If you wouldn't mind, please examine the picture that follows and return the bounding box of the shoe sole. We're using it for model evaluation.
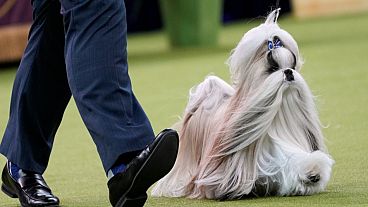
[115,130,179,207]
[115,193,147,207]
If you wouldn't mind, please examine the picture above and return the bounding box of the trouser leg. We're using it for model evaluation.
[0,0,71,173]
[60,0,155,172]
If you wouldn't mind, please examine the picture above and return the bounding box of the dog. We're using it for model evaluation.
[151,9,334,200]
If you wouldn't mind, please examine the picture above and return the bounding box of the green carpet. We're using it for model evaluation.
[0,12,367,206]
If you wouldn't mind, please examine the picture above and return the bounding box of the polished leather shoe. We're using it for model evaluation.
[1,163,60,207]
[108,129,179,207]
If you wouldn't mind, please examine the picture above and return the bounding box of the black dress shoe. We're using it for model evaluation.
[108,129,179,207]
[1,163,59,207]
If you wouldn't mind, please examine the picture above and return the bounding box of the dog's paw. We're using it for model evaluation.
[302,173,321,185]
[297,151,334,194]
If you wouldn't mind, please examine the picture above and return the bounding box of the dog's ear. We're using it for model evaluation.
[265,8,281,24]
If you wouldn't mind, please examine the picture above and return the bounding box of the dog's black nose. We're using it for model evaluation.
[284,69,294,81]
[307,174,321,183]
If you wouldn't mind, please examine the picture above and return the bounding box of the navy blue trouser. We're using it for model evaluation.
[0,0,154,174]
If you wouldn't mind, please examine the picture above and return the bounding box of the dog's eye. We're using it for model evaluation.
[267,51,279,74]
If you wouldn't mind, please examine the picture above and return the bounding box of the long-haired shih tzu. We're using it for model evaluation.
[152,9,334,200]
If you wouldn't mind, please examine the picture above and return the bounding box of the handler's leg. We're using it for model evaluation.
[0,0,68,206]
[60,1,178,206]
[60,0,154,173]
[0,0,70,174]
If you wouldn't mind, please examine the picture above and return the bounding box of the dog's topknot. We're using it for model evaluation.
[265,8,281,24]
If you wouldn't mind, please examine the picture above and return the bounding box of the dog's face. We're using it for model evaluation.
[227,9,303,95]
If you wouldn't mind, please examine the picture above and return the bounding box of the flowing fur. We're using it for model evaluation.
[152,9,334,199]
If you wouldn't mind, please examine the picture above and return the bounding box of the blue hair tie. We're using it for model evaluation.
[268,38,283,50]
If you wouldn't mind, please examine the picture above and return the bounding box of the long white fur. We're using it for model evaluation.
[152,9,334,200]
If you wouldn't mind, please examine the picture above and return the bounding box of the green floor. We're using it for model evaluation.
[1,12,368,206]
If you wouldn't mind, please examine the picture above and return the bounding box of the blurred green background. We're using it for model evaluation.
[1,0,368,206]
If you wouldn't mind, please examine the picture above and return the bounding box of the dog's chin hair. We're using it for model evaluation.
[221,70,324,156]
[151,9,334,200]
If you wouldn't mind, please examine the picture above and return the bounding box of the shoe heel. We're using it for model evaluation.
[1,184,18,198]
[116,193,147,207]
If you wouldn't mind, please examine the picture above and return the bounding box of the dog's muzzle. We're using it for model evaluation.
[283,69,295,82]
